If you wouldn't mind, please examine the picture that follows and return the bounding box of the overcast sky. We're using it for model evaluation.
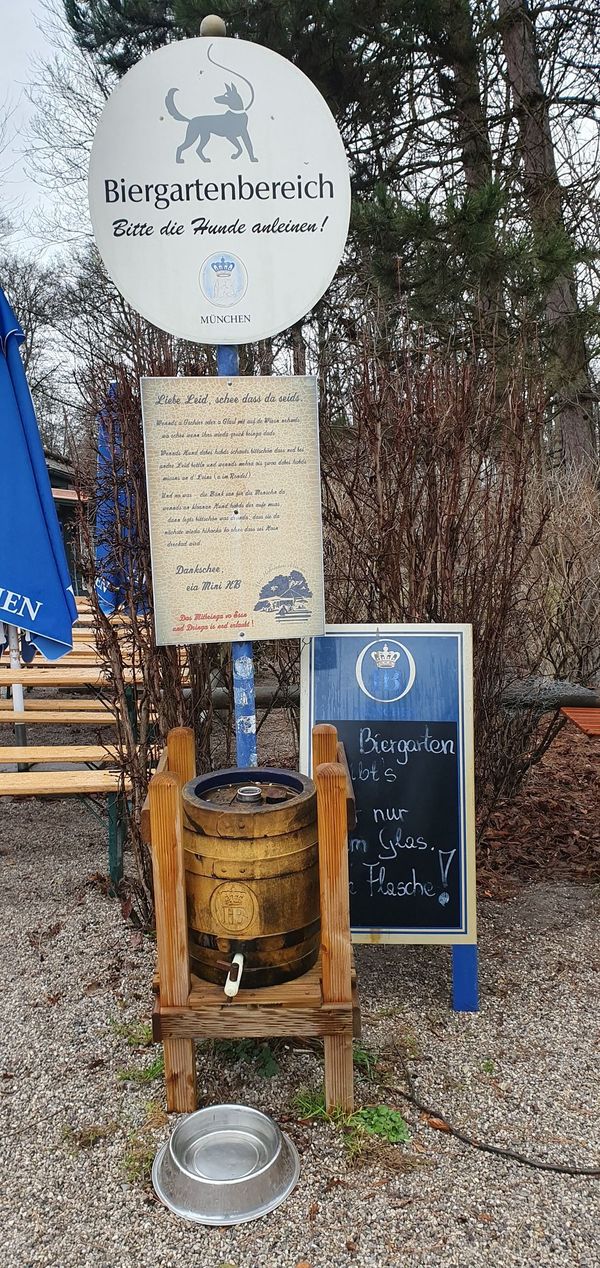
[1,0,67,250]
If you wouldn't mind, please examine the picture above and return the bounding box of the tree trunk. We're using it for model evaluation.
[427,0,500,333]
[291,321,307,375]
[499,0,596,467]
[434,0,493,193]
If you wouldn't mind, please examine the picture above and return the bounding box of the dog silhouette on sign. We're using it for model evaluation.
[165,44,258,164]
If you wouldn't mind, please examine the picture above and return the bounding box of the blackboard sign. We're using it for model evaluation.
[300,625,476,945]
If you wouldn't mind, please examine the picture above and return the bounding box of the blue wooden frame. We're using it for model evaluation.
[301,624,479,1011]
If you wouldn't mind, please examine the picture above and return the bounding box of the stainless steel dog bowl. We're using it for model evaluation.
[152,1105,300,1225]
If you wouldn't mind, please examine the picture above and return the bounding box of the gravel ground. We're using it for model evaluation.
[1,795,599,1268]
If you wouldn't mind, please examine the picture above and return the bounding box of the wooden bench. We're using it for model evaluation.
[561,707,600,737]
[0,617,144,885]
[0,663,136,742]
[0,741,130,887]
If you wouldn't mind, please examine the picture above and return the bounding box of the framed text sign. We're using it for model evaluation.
[141,375,325,645]
[300,625,477,947]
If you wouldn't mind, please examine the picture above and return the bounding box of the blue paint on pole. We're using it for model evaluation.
[216,345,239,378]
[216,344,258,767]
[231,641,258,767]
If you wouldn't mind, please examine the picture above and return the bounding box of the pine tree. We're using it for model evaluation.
[63,1,599,461]
[499,0,596,466]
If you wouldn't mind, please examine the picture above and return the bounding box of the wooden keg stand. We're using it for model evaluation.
[148,724,360,1115]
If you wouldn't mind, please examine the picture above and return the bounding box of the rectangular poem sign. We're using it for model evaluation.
[141,376,325,645]
[300,625,476,944]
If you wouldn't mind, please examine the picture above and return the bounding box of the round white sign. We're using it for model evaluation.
[88,38,351,344]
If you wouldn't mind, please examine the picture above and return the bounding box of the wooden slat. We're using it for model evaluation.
[157,747,170,773]
[316,765,353,1003]
[167,727,196,787]
[73,611,130,625]
[46,653,103,661]
[156,1001,354,1040]
[336,740,357,831]
[60,637,99,647]
[561,707,600,737]
[0,668,118,688]
[315,760,354,1113]
[73,613,131,626]
[149,772,196,1112]
[156,960,356,1000]
[0,698,111,712]
[154,961,359,1041]
[312,723,338,768]
[0,745,118,764]
[0,668,185,689]
[188,960,324,1008]
[0,710,116,730]
[0,769,131,796]
[140,746,169,843]
[0,711,117,725]
[56,664,105,673]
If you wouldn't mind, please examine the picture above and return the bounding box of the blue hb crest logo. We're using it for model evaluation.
[355,639,416,703]
[200,252,247,306]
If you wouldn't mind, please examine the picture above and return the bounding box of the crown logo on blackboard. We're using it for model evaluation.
[371,643,400,670]
[211,256,235,274]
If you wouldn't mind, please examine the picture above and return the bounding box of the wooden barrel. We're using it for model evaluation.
[181,767,320,988]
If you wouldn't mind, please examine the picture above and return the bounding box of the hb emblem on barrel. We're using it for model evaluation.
[210,881,258,933]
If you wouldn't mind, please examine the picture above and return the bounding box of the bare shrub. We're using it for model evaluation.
[75,348,225,923]
[74,316,600,895]
[523,472,600,685]
[75,340,303,920]
[321,348,600,832]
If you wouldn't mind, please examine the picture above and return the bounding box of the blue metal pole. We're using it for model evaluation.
[216,344,258,767]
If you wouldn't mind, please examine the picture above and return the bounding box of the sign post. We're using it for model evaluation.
[211,19,250,765]
[89,14,350,769]
[215,341,257,764]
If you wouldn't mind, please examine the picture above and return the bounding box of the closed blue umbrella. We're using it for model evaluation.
[0,286,77,671]
[94,382,126,616]
[94,382,147,618]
